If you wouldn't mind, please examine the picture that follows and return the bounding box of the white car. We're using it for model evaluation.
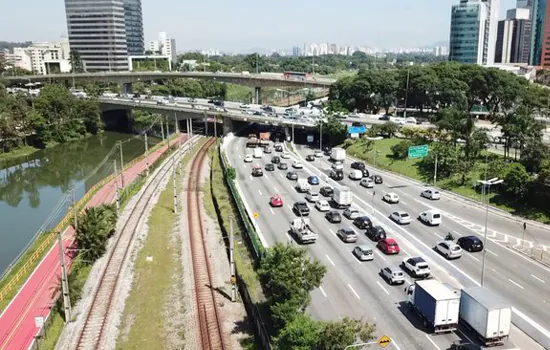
[306,192,320,203]
[281,152,291,159]
[244,155,253,163]
[292,161,303,169]
[419,209,442,226]
[314,150,323,158]
[315,200,331,212]
[390,211,411,225]
[421,188,441,200]
[402,257,431,278]
[343,208,360,220]
[360,178,374,188]
[240,103,251,109]
[435,241,463,259]
[383,192,399,204]
[194,105,208,110]
[331,162,344,171]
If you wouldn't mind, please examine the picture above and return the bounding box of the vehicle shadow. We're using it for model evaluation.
[396,300,432,333]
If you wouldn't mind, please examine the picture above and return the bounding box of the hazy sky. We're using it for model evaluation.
[0,0,516,52]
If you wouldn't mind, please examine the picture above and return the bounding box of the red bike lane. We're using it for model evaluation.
[0,135,187,350]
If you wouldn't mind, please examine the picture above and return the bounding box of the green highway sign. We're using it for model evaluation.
[408,144,429,159]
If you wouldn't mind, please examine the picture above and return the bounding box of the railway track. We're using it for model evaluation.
[186,138,228,350]
[73,137,193,350]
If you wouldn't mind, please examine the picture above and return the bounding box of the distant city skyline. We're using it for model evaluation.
[0,0,516,53]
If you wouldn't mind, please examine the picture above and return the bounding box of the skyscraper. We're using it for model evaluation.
[449,0,490,64]
[64,0,144,71]
[529,0,545,65]
[495,8,532,63]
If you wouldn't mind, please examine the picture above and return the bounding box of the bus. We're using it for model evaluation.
[283,71,309,81]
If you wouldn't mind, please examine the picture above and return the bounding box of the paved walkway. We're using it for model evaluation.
[0,135,186,350]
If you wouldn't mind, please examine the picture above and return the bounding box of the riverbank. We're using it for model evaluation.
[0,145,39,162]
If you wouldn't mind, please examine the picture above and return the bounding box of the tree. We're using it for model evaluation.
[274,313,321,350]
[0,54,6,74]
[521,139,549,173]
[503,163,530,199]
[69,50,84,73]
[318,317,376,350]
[318,115,348,146]
[74,205,118,264]
[258,242,326,309]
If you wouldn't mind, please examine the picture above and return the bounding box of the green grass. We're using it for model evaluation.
[226,83,253,103]
[321,71,357,79]
[345,138,550,223]
[116,139,207,349]
[0,145,38,162]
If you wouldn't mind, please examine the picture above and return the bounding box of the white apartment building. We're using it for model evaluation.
[147,32,177,64]
[10,39,71,74]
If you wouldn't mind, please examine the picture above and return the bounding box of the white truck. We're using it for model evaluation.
[253,148,263,158]
[290,218,318,244]
[459,286,511,346]
[405,280,460,333]
[332,186,352,208]
[295,178,311,193]
[330,147,346,162]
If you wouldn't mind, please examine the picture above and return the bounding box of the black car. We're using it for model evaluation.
[293,202,310,216]
[271,156,280,164]
[252,167,263,177]
[353,216,373,229]
[330,170,344,180]
[372,175,383,184]
[325,210,342,223]
[362,168,370,177]
[286,171,298,180]
[319,186,334,197]
[457,235,484,252]
[265,163,275,171]
[278,162,288,170]
[365,225,386,241]
[379,114,391,121]
[351,162,365,170]
[306,155,315,161]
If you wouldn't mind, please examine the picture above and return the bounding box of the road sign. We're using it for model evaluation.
[377,335,391,348]
[348,126,367,134]
[253,212,259,219]
[408,144,429,159]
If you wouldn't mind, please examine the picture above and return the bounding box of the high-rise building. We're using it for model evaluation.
[124,0,144,56]
[11,40,71,74]
[495,8,531,63]
[484,0,501,65]
[292,46,302,56]
[64,0,144,71]
[449,0,491,64]
[529,0,545,65]
[147,32,177,63]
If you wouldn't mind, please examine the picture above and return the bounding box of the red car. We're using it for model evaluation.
[270,194,283,207]
[377,238,400,255]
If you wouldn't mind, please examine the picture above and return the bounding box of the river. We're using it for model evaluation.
[0,131,161,276]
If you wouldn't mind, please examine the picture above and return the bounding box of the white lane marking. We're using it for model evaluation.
[531,274,546,283]
[486,249,498,257]
[452,230,463,236]
[269,207,275,215]
[347,284,361,299]
[258,189,262,196]
[328,228,336,236]
[319,286,327,298]
[384,202,392,207]
[242,163,246,169]
[249,175,253,180]
[325,254,336,266]
[424,334,442,350]
[375,250,387,261]
[508,278,524,290]
[238,155,242,159]
[432,232,444,239]
[286,204,292,212]
[391,338,403,350]
[466,253,480,262]
[265,174,269,179]
[273,187,278,192]
[279,173,284,178]
[376,281,390,295]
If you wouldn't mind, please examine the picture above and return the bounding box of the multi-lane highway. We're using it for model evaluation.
[223,133,548,350]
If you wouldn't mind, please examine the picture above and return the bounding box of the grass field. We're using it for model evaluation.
[226,83,252,103]
[116,139,206,349]
[345,138,550,223]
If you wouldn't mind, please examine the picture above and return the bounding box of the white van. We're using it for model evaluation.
[419,209,442,226]
[253,148,263,158]
[349,170,363,180]
[296,178,311,193]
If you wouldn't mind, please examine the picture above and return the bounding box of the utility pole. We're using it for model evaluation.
[113,160,120,213]
[173,158,178,213]
[144,133,150,177]
[71,188,78,231]
[229,216,236,302]
[167,117,171,149]
[404,69,410,118]
[118,141,124,187]
[292,123,295,143]
[434,153,438,187]
[371,191,376,217]
[256,53,259,74]
[319,122,323,151]
[214,116,218,139]
[160,117,165,143]
[58,231,72,322]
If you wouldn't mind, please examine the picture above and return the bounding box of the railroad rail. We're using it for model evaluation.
[73,138,191,350]
[186,138,228,350]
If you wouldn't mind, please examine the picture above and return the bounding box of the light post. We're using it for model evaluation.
[403,69,410,118]
[477,177,503,286]
[366,136,383,169]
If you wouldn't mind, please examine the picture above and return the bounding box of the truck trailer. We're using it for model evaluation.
[332,186,352,208]
[330,147,346,162]
[459,286,511,346]
[405,280,460,333]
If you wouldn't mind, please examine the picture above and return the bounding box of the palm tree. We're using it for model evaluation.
[74,204,118,263]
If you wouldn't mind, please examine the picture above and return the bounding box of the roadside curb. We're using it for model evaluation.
[507,245,550,269]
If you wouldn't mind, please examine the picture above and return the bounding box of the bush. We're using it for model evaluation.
[226,167,236,181]
[390,140,413,159]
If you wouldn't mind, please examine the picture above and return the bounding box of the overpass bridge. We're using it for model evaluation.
[5,72,336,104]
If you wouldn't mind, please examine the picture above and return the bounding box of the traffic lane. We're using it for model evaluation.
[296,144,550,246]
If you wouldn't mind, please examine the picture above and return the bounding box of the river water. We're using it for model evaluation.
[0,132,160,276]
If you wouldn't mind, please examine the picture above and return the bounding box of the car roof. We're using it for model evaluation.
[387,192,397,196]
[409,256,427,264]
[386,265,402,272]
[384,238,397,244]
[464,235,481,242]
[317,200,329,204]
[356,244,373,250]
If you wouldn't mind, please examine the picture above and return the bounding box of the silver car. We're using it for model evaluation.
[381,265,405,285]
[435,240,463,259]
[343,208,360,220]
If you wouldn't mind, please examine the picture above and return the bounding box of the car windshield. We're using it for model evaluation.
[344,230,355,235]
[451,246,461,251]
[400,213,409,218]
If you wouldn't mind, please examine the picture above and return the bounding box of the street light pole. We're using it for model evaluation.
[404,69,410,118]
[434,152,438,186]
[319,122,323,151]
[478,178,503,286]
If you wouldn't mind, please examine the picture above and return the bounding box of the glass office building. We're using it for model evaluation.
[530,0,547,65]
[123,0,144,56]
[449,0,490,64]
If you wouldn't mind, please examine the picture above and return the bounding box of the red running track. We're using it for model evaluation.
[0,135,187,350]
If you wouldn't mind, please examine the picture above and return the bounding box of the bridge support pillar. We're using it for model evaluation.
[223,116,234,136]
[254,86,262,105]
[122,82,133,95]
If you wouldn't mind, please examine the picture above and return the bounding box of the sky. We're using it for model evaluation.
[0,0,516,52]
